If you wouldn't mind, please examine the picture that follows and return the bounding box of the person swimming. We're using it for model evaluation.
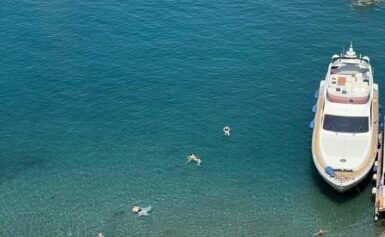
[187,154,202,166]
[313,228,329,236]
[132,204,152,216]
[223,126,231,136]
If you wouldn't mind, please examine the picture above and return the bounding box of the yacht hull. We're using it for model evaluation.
[312,152,376,192]
[311,45,378,193]
[311,85,378,193]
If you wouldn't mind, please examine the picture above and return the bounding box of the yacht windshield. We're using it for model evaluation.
[323,114,369,133]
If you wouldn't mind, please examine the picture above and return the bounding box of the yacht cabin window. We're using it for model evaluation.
[323,114,369,133]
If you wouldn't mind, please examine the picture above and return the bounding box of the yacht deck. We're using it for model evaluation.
[312,86,378,180]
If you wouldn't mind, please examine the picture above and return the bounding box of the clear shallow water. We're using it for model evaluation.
[1,0,385,236]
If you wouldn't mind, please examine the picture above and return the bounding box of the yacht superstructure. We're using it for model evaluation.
[312,43,379,192]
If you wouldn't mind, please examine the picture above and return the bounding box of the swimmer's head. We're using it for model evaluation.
[133,206,140,213]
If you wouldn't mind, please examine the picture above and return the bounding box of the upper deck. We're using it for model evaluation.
[325,44,373,105]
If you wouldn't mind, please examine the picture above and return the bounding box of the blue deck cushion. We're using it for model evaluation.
[325,166,336,177]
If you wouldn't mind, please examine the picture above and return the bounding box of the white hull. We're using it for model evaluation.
[312,152,376,192]
[311,44,378,193]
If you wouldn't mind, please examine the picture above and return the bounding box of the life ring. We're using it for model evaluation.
[223,126,231,136]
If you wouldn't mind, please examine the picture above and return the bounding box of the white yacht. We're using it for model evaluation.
[312,43,379,192]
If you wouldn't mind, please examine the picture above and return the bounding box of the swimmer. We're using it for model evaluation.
[132,204,152,216]
[187,154,202,166]
[313,228,329,236]
[223,126,231,136]
[98,233,104,237]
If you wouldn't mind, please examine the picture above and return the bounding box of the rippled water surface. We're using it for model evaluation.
[1,0,385,236]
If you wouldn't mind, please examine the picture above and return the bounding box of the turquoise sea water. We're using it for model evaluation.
[1,0,385,236]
